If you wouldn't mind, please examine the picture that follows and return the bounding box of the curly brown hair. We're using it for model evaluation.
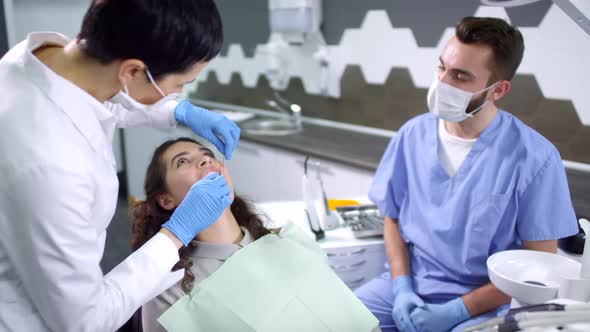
[130,137,270,293]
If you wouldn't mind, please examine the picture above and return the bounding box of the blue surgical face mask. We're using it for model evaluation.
[427,77,499,123]
[109,68,180,110]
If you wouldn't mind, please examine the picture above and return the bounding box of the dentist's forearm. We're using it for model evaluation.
[160,228,184,250]
[384,217,411,279]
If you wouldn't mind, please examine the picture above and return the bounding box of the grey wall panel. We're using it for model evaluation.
[323,0,480,46]
[0,0,8,56]
[214,0,555,54]
[322,0,553,47]
[215,0,269,57]
[380,0,481,47]
[505,0,552,26]
[194,65,590,165]
[321,0,383,44]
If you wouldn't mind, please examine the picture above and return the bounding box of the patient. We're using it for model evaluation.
[131,137,272,331]
[132,137,379,332]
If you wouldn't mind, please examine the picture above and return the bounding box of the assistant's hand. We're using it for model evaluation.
[392,276,424,332]
[174,100,240,159]
[162,173,232,246]
[409,297,470,332]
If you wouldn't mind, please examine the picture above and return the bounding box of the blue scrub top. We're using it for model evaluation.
[370,111,578,303]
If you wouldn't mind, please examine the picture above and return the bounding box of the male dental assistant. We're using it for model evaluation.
[0,0,239,331]
[355,16,579,332]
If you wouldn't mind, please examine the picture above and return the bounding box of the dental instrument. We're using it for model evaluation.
[464,303,590,332]
[303,156,325,240]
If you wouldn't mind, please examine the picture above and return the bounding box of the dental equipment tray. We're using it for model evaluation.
[335,205,384,239]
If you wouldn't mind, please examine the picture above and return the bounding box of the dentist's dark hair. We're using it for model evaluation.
[455,16,524,82]
[131,137,270,293]
[77,0,223,79]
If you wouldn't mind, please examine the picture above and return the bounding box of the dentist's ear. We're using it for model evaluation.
[117,59,147,85]
[157,193,177,211]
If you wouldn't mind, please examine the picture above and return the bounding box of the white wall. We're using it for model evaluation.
[12,1,88,42]
[194,4,590,126]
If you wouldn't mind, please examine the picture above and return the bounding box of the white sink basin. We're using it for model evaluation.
[241,118,302,136]
[488,250,581,305]
[213,110,255,123]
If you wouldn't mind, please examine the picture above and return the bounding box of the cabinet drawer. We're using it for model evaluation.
[325,245,387,290]
[325,244,384,265]
[333,259,387,290]
[324,243,382,257]
[226,141,279,202]
[328,250,385,269]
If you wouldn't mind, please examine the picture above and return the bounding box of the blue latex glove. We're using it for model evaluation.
[174,100,240,159]
[162,173,232,246]
[409,297,470,332]
[392,276,424,332]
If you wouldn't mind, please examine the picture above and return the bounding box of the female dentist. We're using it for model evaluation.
[0,0,239,331]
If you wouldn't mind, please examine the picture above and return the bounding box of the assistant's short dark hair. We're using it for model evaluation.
[78,0,223,79]
[456,16,524,81]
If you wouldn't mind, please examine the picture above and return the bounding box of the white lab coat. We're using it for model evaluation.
[0,32,184,332]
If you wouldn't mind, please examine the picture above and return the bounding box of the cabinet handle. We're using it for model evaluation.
[238,144,261,156]
[327,248,367,257]
[330,260,367,271]
[345,276,366,287]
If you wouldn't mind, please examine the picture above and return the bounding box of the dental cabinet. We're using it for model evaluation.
[227,140,374,202]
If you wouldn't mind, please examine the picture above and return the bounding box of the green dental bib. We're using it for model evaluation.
[158,223,378,331]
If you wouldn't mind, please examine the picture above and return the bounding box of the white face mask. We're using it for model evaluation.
[427,77,498,123]
[109,68,180,110]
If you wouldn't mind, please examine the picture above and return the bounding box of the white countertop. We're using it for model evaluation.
[253,200,588,257]
[254,200,384,249]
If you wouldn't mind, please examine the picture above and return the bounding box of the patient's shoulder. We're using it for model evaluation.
[276,223,326,257]
[142,283,185,332]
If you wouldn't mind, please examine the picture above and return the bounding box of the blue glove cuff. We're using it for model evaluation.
[391,275,413,296]
[449,297,471,321]
[162,220,190,247]
[173,99,189,123]
[174,99,210,125]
